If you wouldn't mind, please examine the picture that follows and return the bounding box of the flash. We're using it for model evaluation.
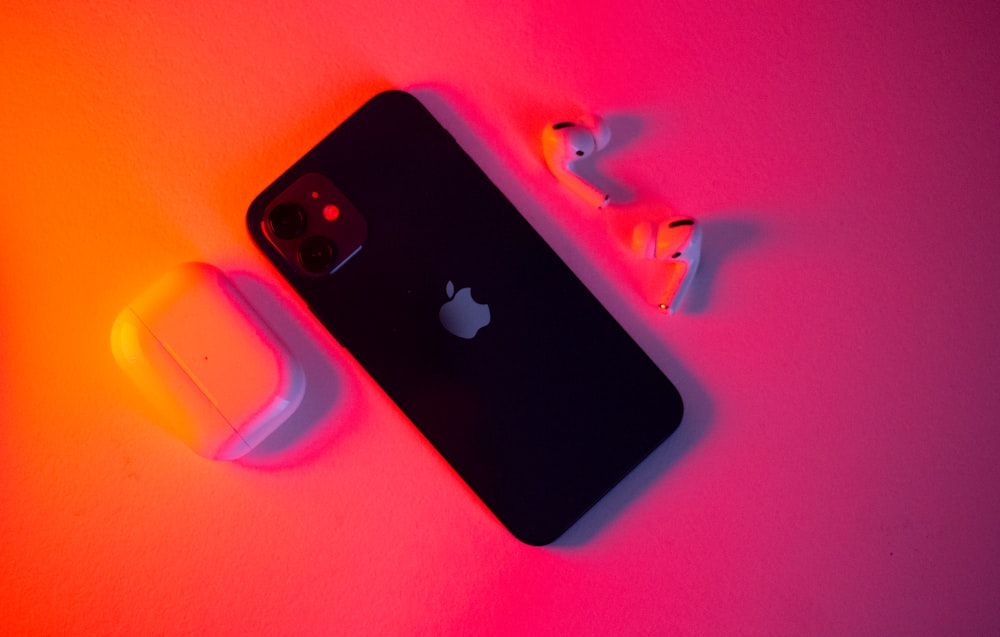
[322,204,340,221]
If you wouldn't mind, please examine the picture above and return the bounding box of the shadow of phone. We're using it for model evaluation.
[555,213,768,544]
[228,270,354,469]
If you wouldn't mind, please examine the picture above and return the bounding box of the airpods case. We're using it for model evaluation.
[111,262,305,460]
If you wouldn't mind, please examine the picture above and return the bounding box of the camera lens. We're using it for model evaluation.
[298,236,337,274]
[267,202,307,240]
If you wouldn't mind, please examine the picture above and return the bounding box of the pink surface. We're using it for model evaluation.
[2,1,999,634]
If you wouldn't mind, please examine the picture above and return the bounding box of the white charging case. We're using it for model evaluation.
[111,262,305,460]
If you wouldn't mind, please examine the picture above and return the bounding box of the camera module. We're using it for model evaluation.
[261,173,367,278]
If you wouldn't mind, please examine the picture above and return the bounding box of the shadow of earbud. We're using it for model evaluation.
[598,113,645,205]
[683,215,765,315]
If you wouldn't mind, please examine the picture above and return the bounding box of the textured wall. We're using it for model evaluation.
[2,1,998,634]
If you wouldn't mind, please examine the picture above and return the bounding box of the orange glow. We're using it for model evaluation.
[3,2,999,635]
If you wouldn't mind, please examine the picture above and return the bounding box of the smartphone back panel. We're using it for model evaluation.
[247,91,683,544]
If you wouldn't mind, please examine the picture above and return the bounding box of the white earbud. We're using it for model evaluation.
[542,116,611,208]
[632,217,702,314]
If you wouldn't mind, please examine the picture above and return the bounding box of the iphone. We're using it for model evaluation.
[246,91,683,544]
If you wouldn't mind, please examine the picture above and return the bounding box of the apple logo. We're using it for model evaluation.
[439,280,491,339]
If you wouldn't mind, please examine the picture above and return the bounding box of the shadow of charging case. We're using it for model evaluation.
[111,262,305,460]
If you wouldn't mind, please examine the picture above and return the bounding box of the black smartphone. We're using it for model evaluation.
[246,90,683,545]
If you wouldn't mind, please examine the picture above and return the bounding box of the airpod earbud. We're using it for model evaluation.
[542,116,611,208]
[632,217,702,314]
